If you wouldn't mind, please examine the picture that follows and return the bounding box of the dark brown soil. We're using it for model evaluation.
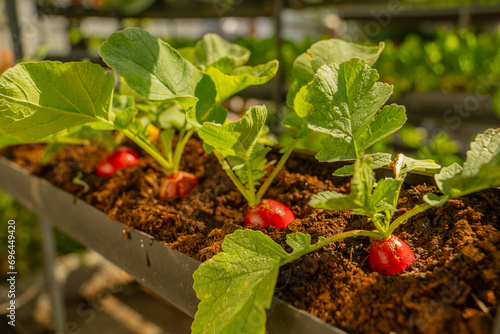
[1,141,499,334]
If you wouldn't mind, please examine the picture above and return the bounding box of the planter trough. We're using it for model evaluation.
[0,156,347,334]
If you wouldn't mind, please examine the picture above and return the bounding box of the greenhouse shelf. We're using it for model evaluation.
[33,0,500,23]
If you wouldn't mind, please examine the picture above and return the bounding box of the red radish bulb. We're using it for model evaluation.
[95,147,139,177]
[244,199,295,230]
[159,171,199,200]
[368,235,415,275]
[108,147,140,170]
[95,157,115,177]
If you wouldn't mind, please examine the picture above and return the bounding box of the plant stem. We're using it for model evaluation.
[255,139,297,202]
[113,132,125,150]
[122,129,172,173]
[385,202,432,236]
[172,128,195,174]
[282,229,382,265]
[246,156,257,206]
[370,218,388,238]
[213,149,253,204]
[317,230,383,248]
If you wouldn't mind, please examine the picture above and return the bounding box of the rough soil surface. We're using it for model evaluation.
[1,141,499,334]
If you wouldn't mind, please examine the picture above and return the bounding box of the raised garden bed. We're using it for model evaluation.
[1,28,500,334]
[0,152,346,334]
[1,141,499,334]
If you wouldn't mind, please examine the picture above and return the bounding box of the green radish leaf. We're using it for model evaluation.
[198,105,266,160]
[101,28,272,130]
[308,190,358,211]
[99,28,208,111]
[447,163,500,194]
[282,112,312,140]
[424,129,500,206]
[193,33,250,72]
[198,106,269,190]
[42,143,65,164]
[370,178,402,216]
[434,163,463,194]
[0,131,20,149]
[399,156,441,175]
[423,193,450,207]
[332,153,392,177]
[462,128,500,177]
[178,47,195,64]
[192,229,288,334]
[314,136,357,162]
[292,84,313,118]
[157,101,189,130]
[227,146,271,188]
[310,157,401,220]
[195,104,229,128]
[112,94,135,110]
[187,61,277,128]
[206,60,278,104]
[306,58,406,162]
[113,107,138,130]
[285,84,312,139]
[0,61,115,141]
[160,128,175,161]
[192,229,322,334]
[310,158,373,210]
[287,39,384,109]
[286,40,384,138]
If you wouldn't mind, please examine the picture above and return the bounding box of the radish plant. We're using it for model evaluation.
[0,28,277,199]
[98,28,278,198]
[197,105,296,229]
[192,128,500,334]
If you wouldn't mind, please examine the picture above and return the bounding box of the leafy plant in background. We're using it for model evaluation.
[376,29,500,103]
[397,125,463,167]
[192,127,500,334]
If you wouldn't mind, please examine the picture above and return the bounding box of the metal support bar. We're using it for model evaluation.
[273,0,284,108]
[5,0,24,61]
[493,305,500,334]
[39,217,66,334]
